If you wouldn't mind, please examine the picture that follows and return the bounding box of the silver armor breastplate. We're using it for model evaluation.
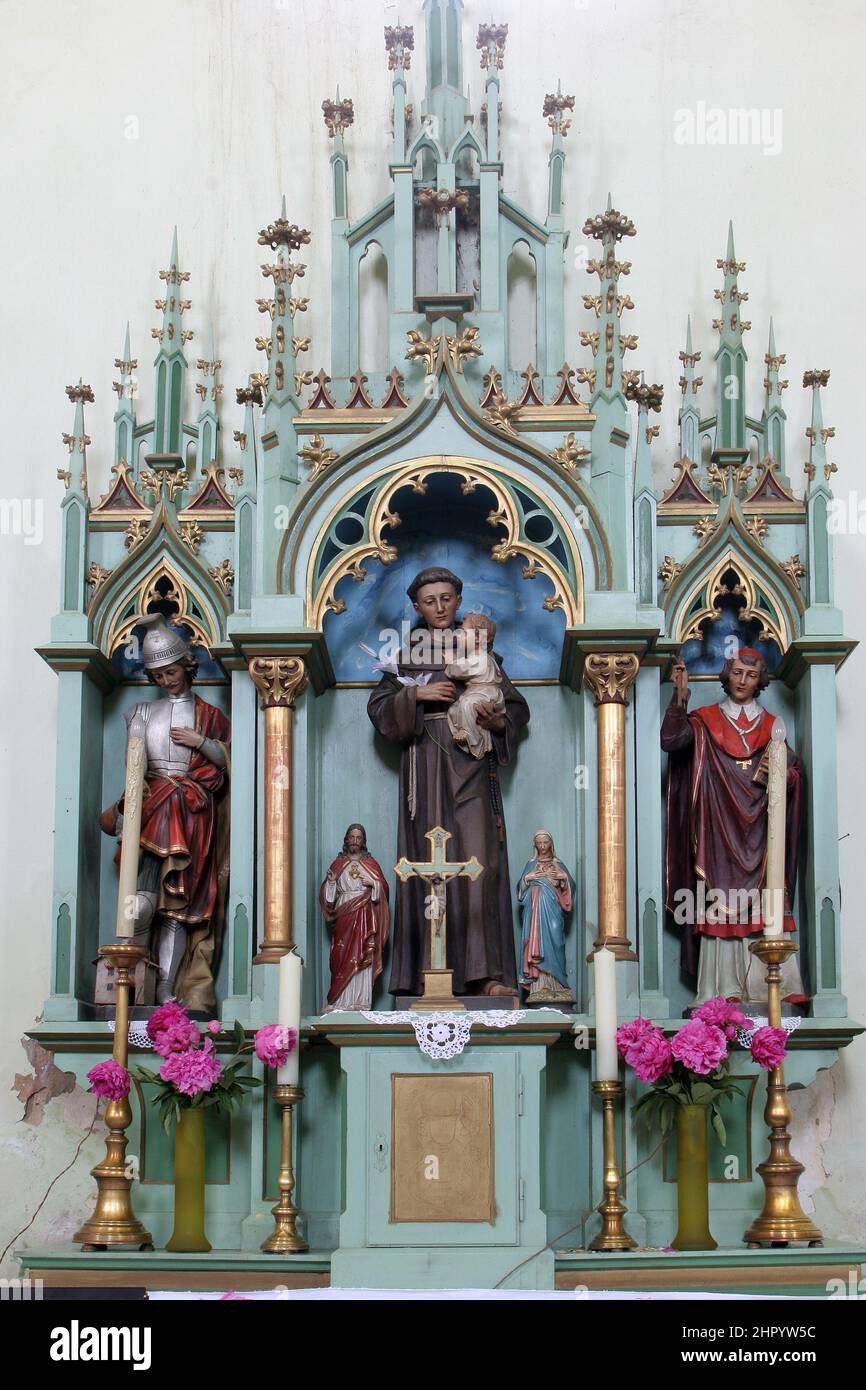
[137,694,195,775]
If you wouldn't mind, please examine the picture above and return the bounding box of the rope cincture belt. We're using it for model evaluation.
[410,712,448,819]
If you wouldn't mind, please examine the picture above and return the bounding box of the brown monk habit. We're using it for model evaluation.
[368,648,529,998]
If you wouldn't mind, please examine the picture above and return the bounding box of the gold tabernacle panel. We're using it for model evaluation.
[390,1073,495,1223]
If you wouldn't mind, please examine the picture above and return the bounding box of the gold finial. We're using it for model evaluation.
[322,96,355,138]
[385,24,414,69]
[477,22,508,69]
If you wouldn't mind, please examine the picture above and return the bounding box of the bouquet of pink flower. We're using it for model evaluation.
[133,1006,262,1131]
[618,998,788,1144]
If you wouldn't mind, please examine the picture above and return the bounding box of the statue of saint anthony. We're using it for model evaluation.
[368,567,529,999]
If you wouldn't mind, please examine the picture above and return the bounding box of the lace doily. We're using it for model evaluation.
[735,1016,801,1047]
[357,1009,527,1059]
[108,1020,152,1049]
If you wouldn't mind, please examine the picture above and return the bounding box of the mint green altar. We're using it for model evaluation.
[26,0,863,1295]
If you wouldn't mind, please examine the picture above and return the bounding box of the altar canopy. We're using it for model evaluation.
[32,0,859,1292]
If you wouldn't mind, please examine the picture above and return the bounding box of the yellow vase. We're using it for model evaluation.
[166,1107,211,1253]
[671,1103,717,1252]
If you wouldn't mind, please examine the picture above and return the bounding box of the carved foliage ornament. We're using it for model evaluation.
[248,656,308,710]
[583,653,640,706]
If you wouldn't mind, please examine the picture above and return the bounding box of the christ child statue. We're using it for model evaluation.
[445,612,506,759]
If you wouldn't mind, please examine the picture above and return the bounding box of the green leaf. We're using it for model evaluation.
[710,1105,727,1146]
[233,1018,246,1050]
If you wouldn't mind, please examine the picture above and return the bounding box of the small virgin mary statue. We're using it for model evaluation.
[517,830,575,1004]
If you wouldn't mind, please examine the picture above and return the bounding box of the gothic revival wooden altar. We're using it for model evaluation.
[28,0,861,1291]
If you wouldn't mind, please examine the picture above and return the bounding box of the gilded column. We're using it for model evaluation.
[583,653,639,959]
[248,656,308,962]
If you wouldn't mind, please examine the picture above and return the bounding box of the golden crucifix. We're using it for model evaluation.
[394,826,484,1012]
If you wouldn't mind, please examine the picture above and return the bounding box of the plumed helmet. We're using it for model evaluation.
[138,613,190,671]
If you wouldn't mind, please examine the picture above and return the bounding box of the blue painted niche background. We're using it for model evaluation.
[323,473,566,681]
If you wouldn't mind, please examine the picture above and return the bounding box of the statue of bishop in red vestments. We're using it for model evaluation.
[661,646,806,1006]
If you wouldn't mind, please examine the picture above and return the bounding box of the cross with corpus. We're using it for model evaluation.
[394,825,484,1012]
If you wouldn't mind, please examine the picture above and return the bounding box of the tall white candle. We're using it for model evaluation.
[277,949,302,1084]
[115,710,147,939]
[763,718,787,938]
[593,945,619,1081]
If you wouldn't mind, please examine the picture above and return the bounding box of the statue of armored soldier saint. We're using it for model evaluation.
[100,615,231,1012]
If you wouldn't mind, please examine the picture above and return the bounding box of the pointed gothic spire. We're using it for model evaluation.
[762,317,790,479]
[323,87,354,221]
[677,315,702,463]
[60,381,94,497]
[112,322,138,472]
[803,369,834,492]
[626,374,664,496]
[151,227,192,459]
[257,202,312,410]
[422,0,469,151]
[386,23,414,163]
[714,222,750,350]
[477,21,507,162]
[713,222,749,451]
[580,196,637,405]
[544,79,574,223]
[233,377,263,496]
[195,326,222,472]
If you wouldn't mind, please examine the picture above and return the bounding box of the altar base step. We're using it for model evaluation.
[393,994,520,1011]
[18,1244,865,1298]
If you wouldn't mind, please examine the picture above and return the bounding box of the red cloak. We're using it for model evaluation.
[319,854,390,1005]
[116,694,231,927]
[662,699,804,977]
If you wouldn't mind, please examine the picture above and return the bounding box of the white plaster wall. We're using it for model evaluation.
[1,0,864,1257]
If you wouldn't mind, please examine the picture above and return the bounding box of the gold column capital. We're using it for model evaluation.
[248,655,308,709]
[583,651,640,706]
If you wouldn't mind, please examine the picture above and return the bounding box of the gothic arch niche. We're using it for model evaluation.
[302,458,584,682]
[94,542,228,684]
[507,240,537,371]
[671,553,789,677]
[358,241,389,375]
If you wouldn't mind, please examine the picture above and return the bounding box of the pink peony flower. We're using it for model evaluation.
[254,1024,298,1069]
[147,1001,200,1058]
[630,1031,674,1084]
[750,1025,788,1071]
[694,997,748,1040]
[671,1019,728,1075]
[615,1017,656,1063]
[147,1000,187,1036]
[159,1038,222,1097]
[87,1059,130,1101]
[206,1020,221,1035]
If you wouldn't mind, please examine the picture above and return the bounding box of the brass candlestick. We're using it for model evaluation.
[262,1084,308,1253]
[589,1078,636,1251]
[744,938,822,1247]
[75,942,153,1251]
